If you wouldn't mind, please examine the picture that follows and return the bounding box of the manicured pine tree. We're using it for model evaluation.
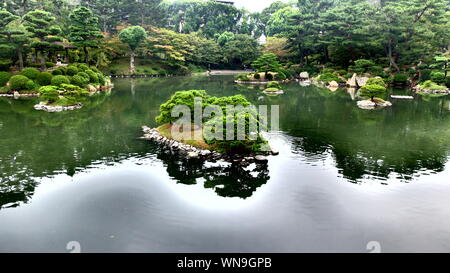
[119,26,147,74]
[68,6,103,64]
[251,53,283,78]
[0,9,29,70]
[23,10,63,71]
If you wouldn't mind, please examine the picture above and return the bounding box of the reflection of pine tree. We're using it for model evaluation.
[157,149,270,199]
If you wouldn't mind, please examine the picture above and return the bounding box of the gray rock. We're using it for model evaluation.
[255,155,268,162]
[299,72,309,79]
[187,152,199,159]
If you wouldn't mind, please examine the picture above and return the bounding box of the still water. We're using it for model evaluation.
[1,76,450,252]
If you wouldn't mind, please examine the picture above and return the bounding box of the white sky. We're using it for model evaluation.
[233,0,291,12]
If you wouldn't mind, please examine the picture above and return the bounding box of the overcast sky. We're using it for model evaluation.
[233,0,291,12]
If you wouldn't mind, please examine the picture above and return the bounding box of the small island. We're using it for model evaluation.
[141,90,279,163]
[235,53,294,84]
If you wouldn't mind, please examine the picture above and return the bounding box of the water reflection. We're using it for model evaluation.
[156,147,270,199]
[1,76,450,210]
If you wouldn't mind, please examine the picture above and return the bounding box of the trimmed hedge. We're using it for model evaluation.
[21,68,40,80]
[36,72,53,86]
[51,75,71,86]
[9,75,31,91]
[0,71,12,87]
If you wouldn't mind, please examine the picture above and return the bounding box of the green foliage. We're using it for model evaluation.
[393,74,408,84]
[418,80,448,90]
[39,86,60,103]
[21,68,40,80]
[119,26,147,52]
[156,90,209,124]
[85,70,99,83]
[253,73,261,80]
[51,75,70,86]
[68,7,103,62]
[318,73,340,84]
[366,78,386,87]
[36,72,53,86]
[268,81,282,89]
[0,72,12,87]
[236,73,250,81]
[359,84,387,101]
[430,71,446,84]
[9,75,30,91]
[265,73,274,81]
[252,54,282,75]
[66,66,79,76]
[420,69,432,82]
[274,72,287,81]
[52,70,63,76]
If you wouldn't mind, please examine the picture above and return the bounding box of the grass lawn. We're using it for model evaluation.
[157,123,213,150]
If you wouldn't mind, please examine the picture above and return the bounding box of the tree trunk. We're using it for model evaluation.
[84,47,89,64]
[17,47,24,71]
[387,39,400,72]
[40,51,46,71]
[130,51,136,74]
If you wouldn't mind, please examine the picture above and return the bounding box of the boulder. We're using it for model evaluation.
[357,100,392,110]
[255,155,268,163]
[347,73,357,87]
[356,76,369,87]
[87,84,97,93]
[299,72,310,79]
[187,152,199,159]
[328,80,339,87]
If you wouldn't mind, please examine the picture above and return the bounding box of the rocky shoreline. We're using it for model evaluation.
[140,126,278,164]
[413,86,450,95]
[34,102,83,112]
[357,99,393,110]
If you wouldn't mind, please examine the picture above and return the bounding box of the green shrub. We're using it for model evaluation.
[430,71,446,84]
[21,68,40,80]
[46,62,55,68]
[0,60,12,71]
[51,75,70,86]
[370,66,384,76]
[393,74,408,84]
[253,73,261,79]
[366,78,386,87]
[58,67,67,75]
[446,76,450,88]
[66,66,79,76]
[24,80,37,92]
[420,69,432,82]
[321,68,335,74]
[98,73,106,86]
[354,59,375,71]
[36,72,53,86]
[265,73,274,81]
[77,72,90,80]
[77,63,89,71]
[52,69,63,76]
[9,75,30,91]
[38,85,59,94]
[0,71,12,87]
[39,87,60,103]
[318,73,340,83]
[71,74,89,87]
[85,70,99,83]
[268,81,281,89]
[274,72,287,81]
[418,80,447,90]
[236,73,250,81]
[359,84,387,101]
[90,66,100,73]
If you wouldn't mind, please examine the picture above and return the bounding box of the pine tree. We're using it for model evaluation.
[0,9,28,70]
[69,7,103,64]
[23,10,63,71]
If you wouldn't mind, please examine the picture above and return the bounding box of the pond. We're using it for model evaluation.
[1,75,450,252]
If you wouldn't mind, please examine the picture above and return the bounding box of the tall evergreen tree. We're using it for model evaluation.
[119,26,147,74]
[68,7,103,64]
[23,10,63,70]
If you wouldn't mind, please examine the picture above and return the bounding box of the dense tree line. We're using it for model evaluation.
[0,0,448,75]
